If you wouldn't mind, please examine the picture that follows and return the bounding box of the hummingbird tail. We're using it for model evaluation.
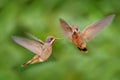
[21,55,41,67]
[77,47,88,53]
[22,60,32,67]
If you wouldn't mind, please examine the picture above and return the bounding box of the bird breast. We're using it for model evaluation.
[72,33,86,49]
[40,45,52,61]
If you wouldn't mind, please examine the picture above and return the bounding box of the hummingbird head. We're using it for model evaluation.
[72,25,80,34]
[46,36,62,44]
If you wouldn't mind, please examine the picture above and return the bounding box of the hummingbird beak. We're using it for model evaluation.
[55,38,63,40]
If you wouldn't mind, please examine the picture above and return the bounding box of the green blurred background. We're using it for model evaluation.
[0,0,120,80]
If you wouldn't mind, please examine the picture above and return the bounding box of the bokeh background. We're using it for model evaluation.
[0,0,120,80]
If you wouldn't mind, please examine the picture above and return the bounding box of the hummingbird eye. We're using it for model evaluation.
[50,38,54,41]
[76,28,79,31]
[46,37,54,43]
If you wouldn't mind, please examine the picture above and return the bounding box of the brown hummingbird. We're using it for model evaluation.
[12,33,62,67]
[59,14,115,53]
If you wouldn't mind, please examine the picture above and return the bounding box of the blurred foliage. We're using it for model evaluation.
[0,0,120,80]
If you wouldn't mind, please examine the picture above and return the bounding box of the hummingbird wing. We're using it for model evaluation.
[12,36,44,56]
[81,14,115,42]
[59,18,73,40]
[25,32,44,45]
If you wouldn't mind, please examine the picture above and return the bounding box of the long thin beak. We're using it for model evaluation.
[55,38,63,40]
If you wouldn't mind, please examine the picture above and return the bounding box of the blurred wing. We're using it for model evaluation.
[12,36,43,55]
[59,18,73,40]
[82,14,115,42]
[25,32,44,45]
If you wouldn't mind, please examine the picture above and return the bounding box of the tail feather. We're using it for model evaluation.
[21,55,41,67]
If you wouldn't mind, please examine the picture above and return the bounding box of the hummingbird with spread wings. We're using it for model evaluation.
[12,33,61,67]
[59,14,115,53]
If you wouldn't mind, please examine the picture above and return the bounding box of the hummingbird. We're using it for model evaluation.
[59,14,115,53]
[12,33,62,67]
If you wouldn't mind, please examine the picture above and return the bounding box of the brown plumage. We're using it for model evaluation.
[59,14,115,53]
[12,33,61,67]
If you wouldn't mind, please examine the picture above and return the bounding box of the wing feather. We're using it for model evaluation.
[59,18,73,40]
[82,14,115,42]
[25,32,44,45]
[12,36,43,55]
